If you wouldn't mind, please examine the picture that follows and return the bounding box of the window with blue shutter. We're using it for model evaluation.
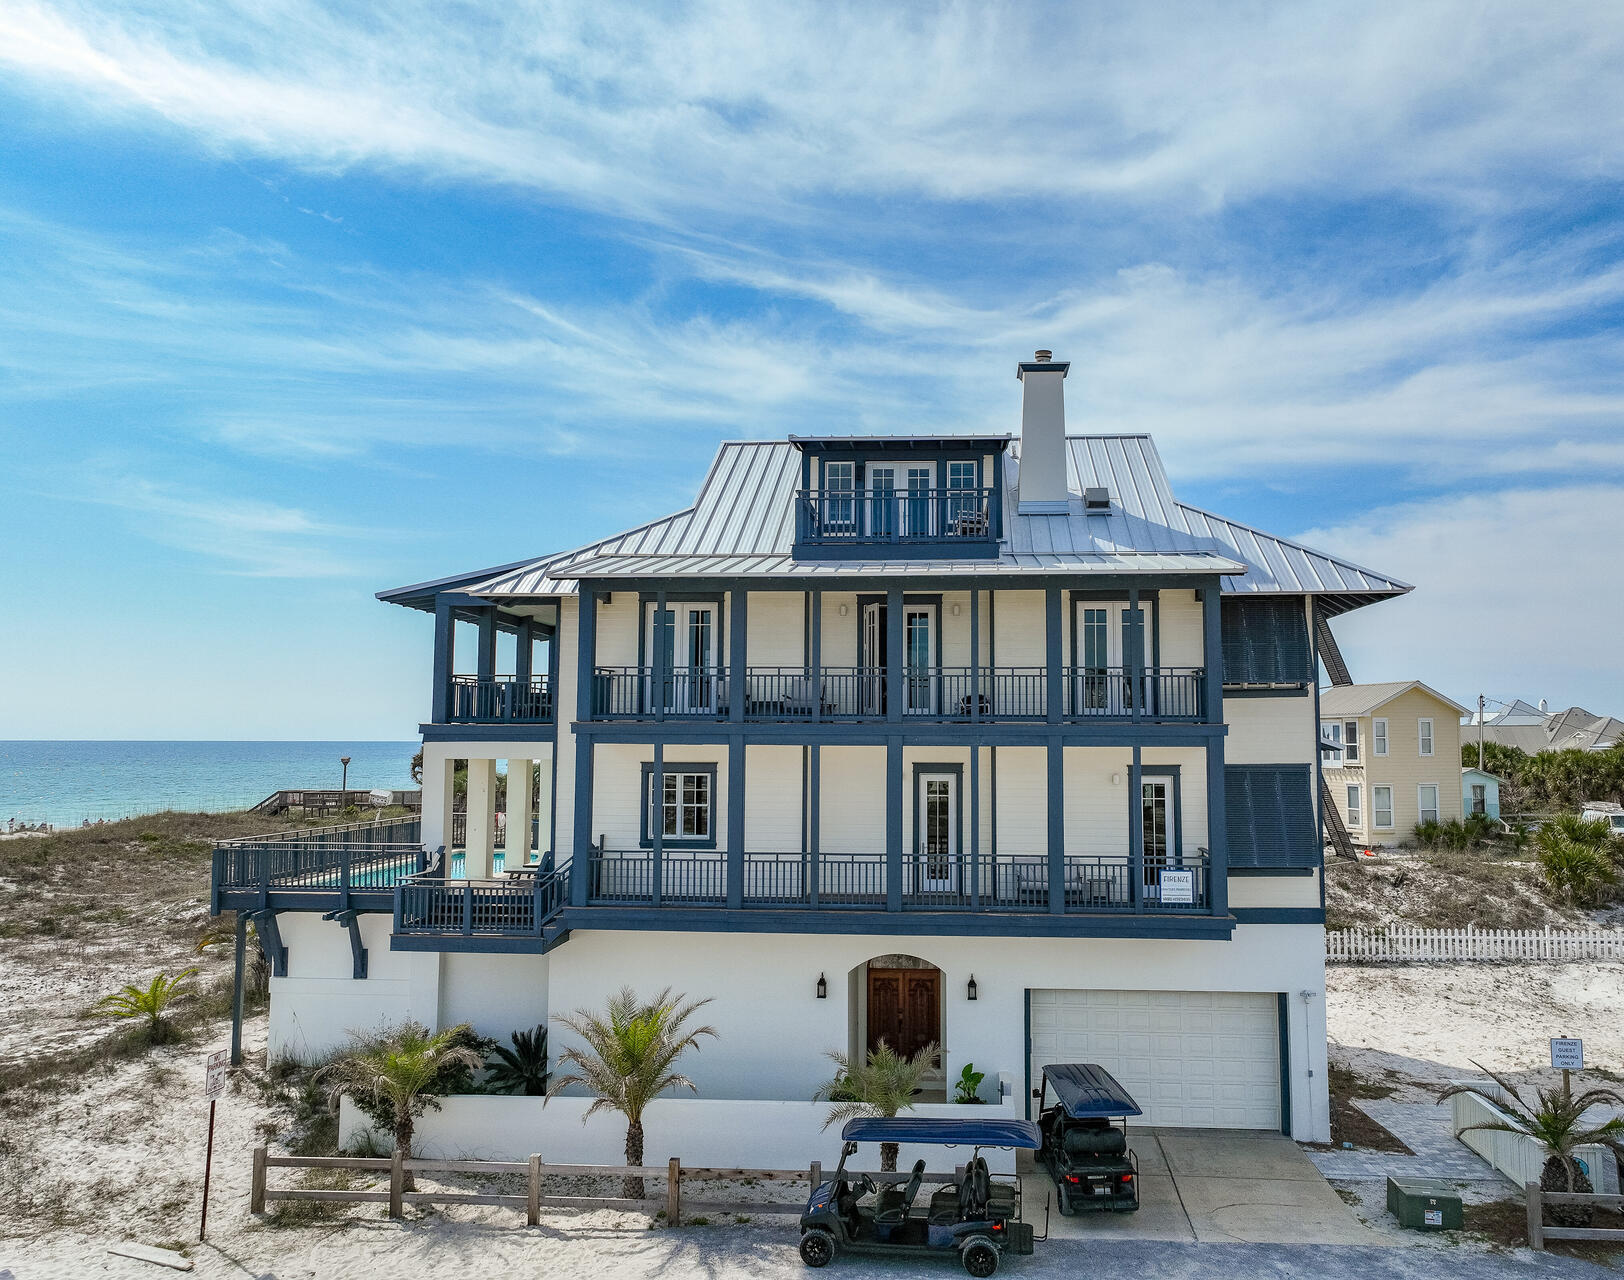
[1221,597,1311,687]
[1226,764,1319,869]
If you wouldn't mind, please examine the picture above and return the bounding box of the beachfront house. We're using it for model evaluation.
[211,351,1412,1150]
[1320,681,1468,847]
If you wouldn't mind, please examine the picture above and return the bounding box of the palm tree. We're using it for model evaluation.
[318,1022,485,1190]
[548,987,718,1198]
[484,1025,550,1096]
[814,1040,939,1172]
[1534,816,1619,906]
[1440,1063,1624,1227]
[95,968,197,1043]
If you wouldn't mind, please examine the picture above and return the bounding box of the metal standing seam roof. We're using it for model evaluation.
[397,435,1411,606]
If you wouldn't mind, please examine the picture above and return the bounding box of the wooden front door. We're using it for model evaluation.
[866,968,940,1060]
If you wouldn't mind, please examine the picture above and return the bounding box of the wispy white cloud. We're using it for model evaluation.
[4,1,1623,223]
[1299,485,1624,712]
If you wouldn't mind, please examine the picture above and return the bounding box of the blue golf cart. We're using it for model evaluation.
[798,1116,1046,1276]
[1033,1063,1142,1215]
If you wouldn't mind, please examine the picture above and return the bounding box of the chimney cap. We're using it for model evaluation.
[1034,349,1052,362]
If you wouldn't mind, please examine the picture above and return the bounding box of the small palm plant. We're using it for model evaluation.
[814,1040,939,1171]
[196,914,269,1000]
[1535,831,1618,906]
[548,988,718,1198]
[484,1025,550,1096]
[1439,1063,1624,1227]
[317,1022,484,1190]
[95,968,197,1043]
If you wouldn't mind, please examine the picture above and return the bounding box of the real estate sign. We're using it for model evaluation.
[1159,869,1195,905]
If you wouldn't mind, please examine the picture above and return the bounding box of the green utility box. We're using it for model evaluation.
[1386,1176,1463,1230]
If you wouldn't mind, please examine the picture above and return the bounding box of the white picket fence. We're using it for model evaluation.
[1326,925,1624,964]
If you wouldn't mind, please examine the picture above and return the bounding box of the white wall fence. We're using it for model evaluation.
[340,1075,1021,1174]
[1327,925,1624,965]
[1449,1083,1620,1195]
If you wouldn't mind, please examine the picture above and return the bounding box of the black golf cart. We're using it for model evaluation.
[1033,1063,1142,1215]
[798,1116,1045,1276]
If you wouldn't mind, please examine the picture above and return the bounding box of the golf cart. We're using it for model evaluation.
[1033,1063,1142,1215]
[798,1116,1046,1276]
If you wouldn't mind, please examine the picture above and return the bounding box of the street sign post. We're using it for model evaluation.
[200,1048,229,1242]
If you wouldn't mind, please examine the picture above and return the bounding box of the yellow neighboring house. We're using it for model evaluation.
[1320,681,1469,846]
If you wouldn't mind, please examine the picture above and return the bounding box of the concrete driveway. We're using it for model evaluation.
[1019,1128,1381,1246]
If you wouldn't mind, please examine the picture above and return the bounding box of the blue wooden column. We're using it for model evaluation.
[515,617,534,683]
[1047,737,1065,914]
[1129,745,1144,912]
[969,588,980,725]
[1044,586,1062,723]
[809,743,821,906]
[886,585,903,723]
[431,595,455,724]
[729,589,747,723]
[1127,587,1143,723]
[1200,583,1223,723]
[229,912,247,1066]
[1200,582,1229,917]
[886,736,903,910]
[653,589,668,724]
[809,589,822,718]
[477,607,497,681]
[570,590,598,907]
[650,740,664,905]
[727,737,746,909]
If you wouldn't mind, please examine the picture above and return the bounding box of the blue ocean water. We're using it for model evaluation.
[0,741,420,827]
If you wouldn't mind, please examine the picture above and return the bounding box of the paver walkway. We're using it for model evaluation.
[1307,1100,1507,1182]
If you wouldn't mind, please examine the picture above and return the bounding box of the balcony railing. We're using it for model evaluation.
[211,817,424,903]
[584,850,1209,913]
[447,674,553,724]
[796,487,996,545]
[393,862,570,939]
[589,665,1203,722]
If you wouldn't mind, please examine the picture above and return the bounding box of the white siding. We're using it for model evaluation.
[1063,747,1128,857]
[815,593,860,667]
[1157,589,1205,667]
[746,744,804,852]
[993,590,1046,667]
[994,745,1047,853]
[594,591,642,667]
[819,745,886,854]
[593,742,729,851]
[745,591,805,667]
[1224,693,1318,764]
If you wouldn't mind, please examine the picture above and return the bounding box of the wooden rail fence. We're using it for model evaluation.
[250,1147,958,1226]
[1327,925,1624,964]
[1526,1183,1624,1248]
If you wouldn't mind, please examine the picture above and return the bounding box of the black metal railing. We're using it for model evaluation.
[592,665,729,718]
[1062,666,1205,720]
[796,487,996,544]
[447,674,552,723]
[579,850,1208,913]
[211,817,424,900]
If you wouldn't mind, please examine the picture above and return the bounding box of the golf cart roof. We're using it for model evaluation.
[840,1117,1043,1149]
[1042,1064,1143,1119]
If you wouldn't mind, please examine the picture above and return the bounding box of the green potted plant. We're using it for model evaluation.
[954,1062,987,1104]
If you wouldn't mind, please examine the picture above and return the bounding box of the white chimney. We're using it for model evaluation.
[1016,349,1070,514]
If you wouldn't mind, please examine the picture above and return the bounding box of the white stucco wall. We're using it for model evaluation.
[438,952,550,1044]
[544,927,1330,1141]
[268,913,439,1062]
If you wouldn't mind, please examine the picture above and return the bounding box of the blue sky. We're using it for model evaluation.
[2,0,1622,739]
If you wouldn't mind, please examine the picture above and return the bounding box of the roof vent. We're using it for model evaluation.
[1083,486,1110,511]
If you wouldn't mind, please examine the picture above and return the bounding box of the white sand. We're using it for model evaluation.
[4,960,1621,1277]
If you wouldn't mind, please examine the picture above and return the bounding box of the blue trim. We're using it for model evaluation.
[727,738,746,909]
[638,761,720,849]
[322,907,369,979]
[793,540,1001,562]
[431,596,455,724]
[886,738,904,911]
[1046,738,1064,914]
[1223,686,1310,699]
[1234,907,1325,924]
[570,720,1229,747]
[729,589,748,724]
[1206,733,1229,916]
[421,722,556,742]
[249,909,288,978]
[1277,992,1292,1136]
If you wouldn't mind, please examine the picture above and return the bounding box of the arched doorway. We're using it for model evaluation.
[851,954,945,1098]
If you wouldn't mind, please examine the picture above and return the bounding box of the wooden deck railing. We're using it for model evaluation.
[251,1146,950,1226]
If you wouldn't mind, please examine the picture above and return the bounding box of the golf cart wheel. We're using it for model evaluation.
[1056,1185,1074,1217]
[960,1236,1000,1278]
[799,1228,836,1268]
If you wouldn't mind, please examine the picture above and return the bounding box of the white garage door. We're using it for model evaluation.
[1029,990,1281,1130]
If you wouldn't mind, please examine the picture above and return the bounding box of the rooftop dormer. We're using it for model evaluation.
[789,435,1008,560]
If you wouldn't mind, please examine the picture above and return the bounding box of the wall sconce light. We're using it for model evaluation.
[1110,772,1122,786]
[967,975,978,1001]
[838,603,849,617]
[951,603,962,617]
[816,973,828,999]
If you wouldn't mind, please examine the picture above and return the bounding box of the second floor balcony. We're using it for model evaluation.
[590,663,1205,723]
[446,674,553,724]
[795,487,997,553]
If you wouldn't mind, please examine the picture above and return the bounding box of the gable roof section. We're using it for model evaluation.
[385,434,1412,607]
[1318,680,1470,718]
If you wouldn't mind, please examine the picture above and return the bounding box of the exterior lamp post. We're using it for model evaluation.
[341,756,351,791]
